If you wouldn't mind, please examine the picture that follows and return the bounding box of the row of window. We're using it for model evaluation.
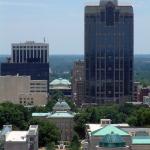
[13,46,48,49]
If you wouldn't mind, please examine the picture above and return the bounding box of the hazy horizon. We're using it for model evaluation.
[0,0,150,55]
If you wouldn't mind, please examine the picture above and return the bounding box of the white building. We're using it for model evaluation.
[11,41,49,63]
[0,125,38,150]
[0,75,48,106]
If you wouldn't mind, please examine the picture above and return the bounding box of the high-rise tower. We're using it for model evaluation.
[84,0,134,104]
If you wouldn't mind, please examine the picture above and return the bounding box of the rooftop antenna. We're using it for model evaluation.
[43,37,46,43]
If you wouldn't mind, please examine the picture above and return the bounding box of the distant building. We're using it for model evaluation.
[0,125,38,150]
[82,119,150,150]
[143,94,150,107]
[1,41,49,91]
[84,0,134,104]
[49,78,71,97]
[72,60,85,106]
[0,75,48,106]
[139,87,150,102]
[32,99,75,141]
[133,82,141,101]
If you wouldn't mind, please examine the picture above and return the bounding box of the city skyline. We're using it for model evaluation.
[0,0,150,55]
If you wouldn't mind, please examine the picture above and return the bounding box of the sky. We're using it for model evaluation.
[0,0,150,55]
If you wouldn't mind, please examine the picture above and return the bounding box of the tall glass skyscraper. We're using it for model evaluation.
[84,0,134,104]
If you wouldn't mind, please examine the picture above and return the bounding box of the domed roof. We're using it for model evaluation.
[50,78,71,86]
[100,0,118,6]
[53,99,71,111]
[99,133,126,148]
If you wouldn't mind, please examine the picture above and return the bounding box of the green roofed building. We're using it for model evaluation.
[132,136,150,150]
[32,99,75,142]
[96,133,130,150]
[49,78,71,97]
[84,121,132,150]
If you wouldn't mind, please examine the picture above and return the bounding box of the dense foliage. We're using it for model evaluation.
[74,104,150,139]
[0,102,60,147]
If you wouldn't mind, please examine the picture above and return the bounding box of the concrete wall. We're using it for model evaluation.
[5,142,27,150]
[96,146,130,150]
[132,145,150,150]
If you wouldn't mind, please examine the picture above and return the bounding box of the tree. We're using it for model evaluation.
[0,102,30,129]
[29,118,60,147]
[70,134,81,150]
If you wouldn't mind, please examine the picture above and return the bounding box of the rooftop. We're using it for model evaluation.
[5,131,28,142]
[47,111,75,118]
[91,125,129,136]
[86,123,129,133]
[50,78,71,86]
[132,136,150,145]
[53,99,71,111]
[32,112,50,117]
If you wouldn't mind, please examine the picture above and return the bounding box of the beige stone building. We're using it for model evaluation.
[0,75,48,106]
[32,99,75,141]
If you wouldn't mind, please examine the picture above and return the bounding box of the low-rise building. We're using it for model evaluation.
[49,78,71,97]
[0,75,48,106]
[83,119,150,150]
[32,99,75,141]
[143,94,150,107]
[96,133,130,150]
[0,125,38,150]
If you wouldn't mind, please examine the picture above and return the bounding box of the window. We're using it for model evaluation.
[106,5,114,26]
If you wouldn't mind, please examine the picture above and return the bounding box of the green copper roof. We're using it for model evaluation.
[47,111,75,118]
[53,99,71,111]
[132,136,150,145]
[91,125,129,136]
[50,78,71,86]
[32,113,50,117]
[99,133,126,148]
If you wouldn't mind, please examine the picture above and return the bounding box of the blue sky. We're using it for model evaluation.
[0,0,150,55]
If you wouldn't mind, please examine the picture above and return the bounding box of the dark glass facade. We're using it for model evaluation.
[84,0,134,104]
[1,63,49,81]
[1,63,49,90]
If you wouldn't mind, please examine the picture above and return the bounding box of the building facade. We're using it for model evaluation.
[11,41,49,63]
[1,41,49,91]
[0,125,38,150]
[72,60,85,106]
[84,0,134,104]
[82,119,150,150]
[32,99,75,141]
[0,75,48,106]
[49,78,72,97]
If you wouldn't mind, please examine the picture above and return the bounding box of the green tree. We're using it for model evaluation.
[29,118,60,147]
[70,134,81,150]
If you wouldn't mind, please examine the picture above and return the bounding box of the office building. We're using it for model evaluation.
[11,41,49,63]
[1,41,49,91]
[84,0,134,104]
[72,60,85,106]
[0,125,38,150]
[0,75,48,106]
